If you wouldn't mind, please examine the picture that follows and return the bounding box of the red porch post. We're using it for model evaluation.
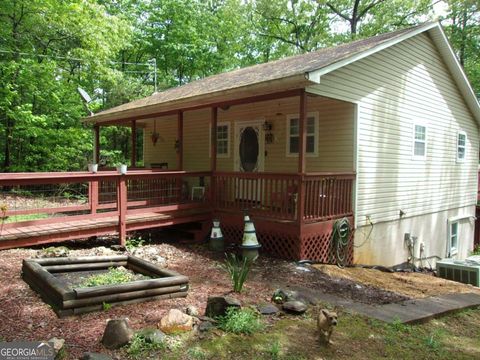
[297,90,307,224]
[94,125,100,164]
[131,120,137,167]
[210,107,218,204]
[177,111,184,170]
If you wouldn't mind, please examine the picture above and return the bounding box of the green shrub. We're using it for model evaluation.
[267,340,281,360]
[471,244,480,255]
[126,236,145,252]
[187,347,207,360]
[223,253,253,293]
[127,334,164,360]
[217,307,263,335]
[81,267,135,287]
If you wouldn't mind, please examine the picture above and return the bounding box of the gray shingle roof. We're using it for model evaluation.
[90,23,433,121]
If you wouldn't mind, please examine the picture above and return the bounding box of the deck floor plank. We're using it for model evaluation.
[0,208,211,247]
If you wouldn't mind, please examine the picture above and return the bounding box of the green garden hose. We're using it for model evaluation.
[332,218,351,268]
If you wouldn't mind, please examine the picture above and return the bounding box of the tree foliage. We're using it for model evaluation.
[0,0,478,172]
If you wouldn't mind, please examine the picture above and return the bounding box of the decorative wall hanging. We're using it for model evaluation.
[151,119,159,145]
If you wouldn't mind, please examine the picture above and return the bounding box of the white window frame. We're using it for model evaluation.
[412,122,427,160]
[449,221,459,257]
[286,112,319,157]
[209,121,230,158]
[456,131,466,163]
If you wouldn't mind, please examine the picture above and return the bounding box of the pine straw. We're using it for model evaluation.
[0,244,274,358]
[0,241,471,358]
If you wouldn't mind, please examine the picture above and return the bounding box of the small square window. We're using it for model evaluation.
[412,124,426,159]
[457,132,466,162]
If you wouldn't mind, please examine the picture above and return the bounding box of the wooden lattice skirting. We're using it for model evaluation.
[216,213,354,265]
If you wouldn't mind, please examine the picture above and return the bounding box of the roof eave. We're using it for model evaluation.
[306,22,439,82]
[83,74,312,125]
[305,21,480,126]
[428,25,480,126]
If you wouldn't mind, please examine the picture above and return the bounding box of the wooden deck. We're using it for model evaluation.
[0,169,355,255]
[0,208,211,249]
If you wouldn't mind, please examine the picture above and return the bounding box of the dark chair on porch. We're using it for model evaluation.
[271,185,298,216]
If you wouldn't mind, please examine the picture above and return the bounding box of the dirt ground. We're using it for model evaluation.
[0,233,478,359]
[314,264,480,299]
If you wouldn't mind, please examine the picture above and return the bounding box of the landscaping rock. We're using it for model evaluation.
[110,245,125,252]
[158,309,194,334]
[282,300,308,314]
[186,305,199,317]
[197,315,217,323]
[133,246,167,265]
[101,318,134,349]
[94,246,116,256]
[136,328,165,344]
[271,289,298,304]
[257,304,279,315]
[81,352,113,360]
[38,246,69,258]
[205,296,241,318]
[271,288,317,305]
[47,337,65,359]
[198,321,214,332]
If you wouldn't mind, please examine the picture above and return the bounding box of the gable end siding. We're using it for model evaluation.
[311,32,479,225]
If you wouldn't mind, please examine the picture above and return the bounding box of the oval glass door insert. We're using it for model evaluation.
[239,126,259,172]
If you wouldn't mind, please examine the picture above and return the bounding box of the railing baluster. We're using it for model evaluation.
[118,176,127,247]
[89,180,98,215]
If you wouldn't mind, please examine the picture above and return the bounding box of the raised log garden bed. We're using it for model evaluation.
[22,255,189,317]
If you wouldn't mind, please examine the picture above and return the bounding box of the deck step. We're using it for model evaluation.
[167,220,211,242]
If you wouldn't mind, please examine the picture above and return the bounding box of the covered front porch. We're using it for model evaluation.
[0,88,356,263]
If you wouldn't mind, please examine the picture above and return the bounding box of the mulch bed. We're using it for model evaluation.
[0,235,408,358]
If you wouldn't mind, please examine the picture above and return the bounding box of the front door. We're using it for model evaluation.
[234,120,264,201]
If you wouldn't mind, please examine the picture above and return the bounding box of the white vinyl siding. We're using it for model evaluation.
[309,32,479,225]
[457,131,466,162]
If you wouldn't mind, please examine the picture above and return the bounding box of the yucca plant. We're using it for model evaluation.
[224,253,253,293]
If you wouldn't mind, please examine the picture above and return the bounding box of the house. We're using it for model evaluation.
[84,21,480,267]
[2,22,478,268]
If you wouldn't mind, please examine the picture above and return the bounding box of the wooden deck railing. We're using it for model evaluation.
[214,171,355,223]
[302,173,355,222]
[214,172,302,221]
[0,170,355,246]
[0,170,212,245]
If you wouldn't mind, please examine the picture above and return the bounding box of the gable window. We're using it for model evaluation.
[449,221,458,256]
[412,123,426,159]
[457,131,466,162]
[287,112,318,156]
[209,122,230,158]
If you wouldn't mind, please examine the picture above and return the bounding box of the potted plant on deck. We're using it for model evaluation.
[107,152,128,175]
[114,155,128,175]
[116,162,128,175]
[87,162,98,173]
